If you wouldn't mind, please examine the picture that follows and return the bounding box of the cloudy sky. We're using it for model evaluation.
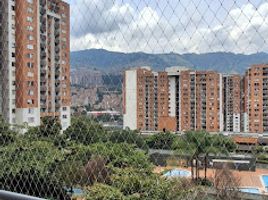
[67,0,268,54]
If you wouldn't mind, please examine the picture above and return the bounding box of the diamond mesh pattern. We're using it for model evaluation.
[0,0,268,199]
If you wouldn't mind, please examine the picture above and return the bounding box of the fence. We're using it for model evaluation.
[1,0,268,199]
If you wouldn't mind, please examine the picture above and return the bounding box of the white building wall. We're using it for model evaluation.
[219,74,224,132]
[0,0,16,125]
[123,70,137,130]
[168,77,176,117]
[243,113,249,132]
[16,108,41,127]
[233,113,240,132]
[60,106,71,130]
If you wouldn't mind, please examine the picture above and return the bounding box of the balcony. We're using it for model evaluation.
[40,95,47,101]
[40,24,46,33]
[55,96,61,101]
[55,86,61,92]
[55,46,60,53]
[54,23,60,29]
[40,7,46,15]
[55,30,60,38]
[41,60,47,66]
[41,52,46,59]
[40,35,47,41]
[40,0,46,7]
[55,39,60,46]
[40,104,47,109]
[40,85,47,91]
[55,56,60,62]
[40,43,46,50]
[55,70,60,76]
[40,77,46,82]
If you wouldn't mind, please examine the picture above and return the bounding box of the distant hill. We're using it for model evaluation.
[70,49,268,74]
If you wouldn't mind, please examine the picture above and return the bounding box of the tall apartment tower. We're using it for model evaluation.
[166,67,223,132]
[0,0,71,130]
[222,74,241,132]
[123,67,224,132]
[123,67,171,131]
[242,64,268,133]
[0,0,16,125]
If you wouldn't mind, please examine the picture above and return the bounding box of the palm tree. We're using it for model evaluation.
[173,131,237,181]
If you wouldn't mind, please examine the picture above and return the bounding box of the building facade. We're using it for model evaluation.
[222,74,241,132]
[123,67,171,131]
[242,64,268,133]
[0,0,16,125]
[0,0,71,130]
[124,67,226,132]
[123,66,245,133]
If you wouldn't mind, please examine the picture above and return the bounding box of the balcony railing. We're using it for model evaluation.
[0,190,45,200]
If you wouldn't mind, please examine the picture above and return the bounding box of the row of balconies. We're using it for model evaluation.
[40,0,46,7]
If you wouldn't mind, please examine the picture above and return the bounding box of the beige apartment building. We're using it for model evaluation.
[123,66,244,133]
[0,0,71,130]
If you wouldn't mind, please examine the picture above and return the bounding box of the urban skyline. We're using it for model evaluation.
[123,64,268,134]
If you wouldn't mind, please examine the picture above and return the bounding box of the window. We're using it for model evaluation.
[26,26,33,31]
[27,62,34,68]
[63,107,67,111]
[27,44,34,49]
[27,53,33,58]
[28,81,34,86]
[27,72,34,77]
[62,115,67,119]
[27,16,33,22]
[27,99,34,105]
[28,90,34,96]
[27,7,33,13]
[28,35,34,40]
[28,108,34,114]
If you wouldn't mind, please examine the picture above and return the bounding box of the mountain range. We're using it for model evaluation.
[70,49,268,74]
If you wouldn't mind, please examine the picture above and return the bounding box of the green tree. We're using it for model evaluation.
[110,167,206,200]
[40,116,61,137]
[146,132,178,150]
[0,140,64,176]
[26,117,61,138]
[88,142,152,170]
[173,131,236,181]
[108,129,148,150]
[64,116,107,145]
[0,116,17,146]
[85,183,125,200]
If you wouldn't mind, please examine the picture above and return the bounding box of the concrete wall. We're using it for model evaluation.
[123,70,137,130]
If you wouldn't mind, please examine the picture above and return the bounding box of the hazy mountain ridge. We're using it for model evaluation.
[71,49,268,74]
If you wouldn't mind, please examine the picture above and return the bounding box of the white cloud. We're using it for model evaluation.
[71,1,268,54]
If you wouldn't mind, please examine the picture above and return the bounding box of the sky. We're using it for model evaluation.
[67,0,268,54]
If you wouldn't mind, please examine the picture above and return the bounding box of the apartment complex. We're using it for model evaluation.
[0,0,71,130]
[242,64,268,133]
[123,66,242,133]
[123,67,169,131]
[223,74,241,132]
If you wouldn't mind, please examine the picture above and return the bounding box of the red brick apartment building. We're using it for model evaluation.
[123,65,268,133]
[241,64,268,133]
[0,0,71,130]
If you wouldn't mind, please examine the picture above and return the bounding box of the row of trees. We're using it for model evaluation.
[0,116,237,199]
